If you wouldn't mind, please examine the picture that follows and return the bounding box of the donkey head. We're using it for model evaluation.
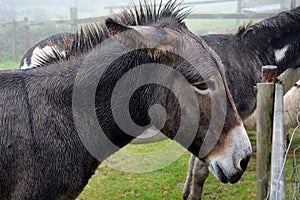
[73,0,252,184]
[99,20,251,184]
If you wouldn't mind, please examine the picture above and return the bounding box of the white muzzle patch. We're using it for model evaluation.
[206,124,252,183]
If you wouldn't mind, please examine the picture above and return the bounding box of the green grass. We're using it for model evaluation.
[76,130,300,200]
[0,61,18,70]
[77,140,191,200]
[285,129,300,199]
[185,18,263,35]
[185,19,238,34]
[77,150,190,200]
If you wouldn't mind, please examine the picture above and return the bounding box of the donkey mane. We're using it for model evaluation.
[238,6,300,38]
[114,0,188,27]
[35,0,189,66]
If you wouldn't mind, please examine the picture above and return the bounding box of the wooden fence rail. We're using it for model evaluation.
[270,82,285,200]
[256,66,300,200]
[0,10,277,62]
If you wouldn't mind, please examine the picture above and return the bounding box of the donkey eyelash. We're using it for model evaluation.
[193,81,215,91]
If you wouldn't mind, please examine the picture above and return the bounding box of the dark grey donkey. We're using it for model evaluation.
[0,1,251,200]
[183,6,300,200]
[21,4,300,200]
[20,32,74,69]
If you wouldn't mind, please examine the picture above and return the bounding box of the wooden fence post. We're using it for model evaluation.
[291,0,296,9]
[256,65,277,200]
[11,20,17,61]
[236,0,242,25]
[270,83,285,200]
[70,6,78,29]
[24,17,30,52]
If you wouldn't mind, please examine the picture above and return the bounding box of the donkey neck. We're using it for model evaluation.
[201,34,262,119]
[202,25,300,120]
[242,34,299,75]
[21,52,180,160]
[5,60,137,160]
[239,6,300,74]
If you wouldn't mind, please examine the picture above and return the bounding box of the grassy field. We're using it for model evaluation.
[0,61,19,70]
[75,130,300,200]
[184,18,263,35]
[76,132,255,200]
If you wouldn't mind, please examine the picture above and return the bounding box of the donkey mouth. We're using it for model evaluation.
[229,172,243,184]
[213,164,229,183]
[210,163,244,184]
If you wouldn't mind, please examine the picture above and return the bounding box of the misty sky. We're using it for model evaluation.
[2,0,176,20]
[1,0,292,21]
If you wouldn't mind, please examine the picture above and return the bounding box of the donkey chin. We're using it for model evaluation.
[205,124,252,184]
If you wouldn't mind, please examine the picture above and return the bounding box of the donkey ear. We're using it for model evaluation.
[105,18,132,35]
[105,17,176,56]
[105,18,146,48]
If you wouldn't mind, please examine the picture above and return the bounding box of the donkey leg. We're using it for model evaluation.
[182,155,209,200]
[182,155,196,199]
[188,158,209,200]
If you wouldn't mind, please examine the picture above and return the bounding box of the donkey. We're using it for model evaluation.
[0,1,251,199]
[21,5,300,200]
[20,32,75,69]
[183,6,300,200]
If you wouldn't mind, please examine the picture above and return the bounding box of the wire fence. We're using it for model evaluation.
[0,18,98,63]
[1,0,293,64]
[284,106,300,200]
[256,67,300,200]
[265,89,300,199]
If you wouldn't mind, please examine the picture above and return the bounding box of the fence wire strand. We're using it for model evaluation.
[282,122,300,200]
[282,105,300,200]
[264,90,300,200]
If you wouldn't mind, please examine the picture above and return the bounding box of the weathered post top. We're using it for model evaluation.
[262,65,277,82]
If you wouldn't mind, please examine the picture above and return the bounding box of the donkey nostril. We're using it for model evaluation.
[240,155,250,171]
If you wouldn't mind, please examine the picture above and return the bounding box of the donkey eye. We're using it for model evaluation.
[194,83,208,90]
[193,81,215,91]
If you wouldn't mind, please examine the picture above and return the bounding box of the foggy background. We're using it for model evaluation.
[0,0,295,22]
[0,0,298,65]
